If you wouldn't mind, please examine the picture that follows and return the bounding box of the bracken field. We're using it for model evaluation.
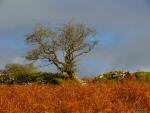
[0,80,150,113]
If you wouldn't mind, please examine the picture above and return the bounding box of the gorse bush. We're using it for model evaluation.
[0,74,14,84]
[51,78,64,84]
[2,66,150,85]
[0,72,67,84]
[34,72,67,84]
[0,63,68,84]
[3,63,37,84]
[14,73,36,83]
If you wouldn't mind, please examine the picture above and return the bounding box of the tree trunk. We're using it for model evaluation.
[67,72,82,83]
[68,72,76,80]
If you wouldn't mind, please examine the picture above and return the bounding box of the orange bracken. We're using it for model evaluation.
[0,80,149,113]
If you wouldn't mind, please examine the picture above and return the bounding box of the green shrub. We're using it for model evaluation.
[0,71,68,84]
[0,74,14,84]
[5,63,36,76]
[33,72,67,84]
[14,73,36,83]
[135,72,150,82]
[2,63,37,84]
[51,78,64,84]
[35,72,61,83]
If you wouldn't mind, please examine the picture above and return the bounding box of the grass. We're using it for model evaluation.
[0,79,150,113]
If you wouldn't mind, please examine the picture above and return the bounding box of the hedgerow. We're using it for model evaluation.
[0,72,68,84]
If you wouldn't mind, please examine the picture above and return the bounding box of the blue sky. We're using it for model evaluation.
[0,0,150,76]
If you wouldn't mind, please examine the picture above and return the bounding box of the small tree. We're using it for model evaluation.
[5,63,36,75]
[4,63,37,83]
[26,22,97,81]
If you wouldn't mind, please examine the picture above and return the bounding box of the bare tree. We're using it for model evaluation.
[25,22,97,80]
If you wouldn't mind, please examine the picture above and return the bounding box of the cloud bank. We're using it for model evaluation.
[0,0,150,75]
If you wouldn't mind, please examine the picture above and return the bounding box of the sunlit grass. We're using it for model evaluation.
[0,79,149,113]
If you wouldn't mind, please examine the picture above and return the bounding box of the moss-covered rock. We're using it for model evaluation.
[95,70,130,82]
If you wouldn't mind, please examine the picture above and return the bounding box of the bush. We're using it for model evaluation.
[5,63,36,76]
[34,72,67,84]
[135,72,150,82]
[0,71,67,84]
[51,78,64,84]
[0,74,14,84]
[2,63,37,84]
[14,74,37,84]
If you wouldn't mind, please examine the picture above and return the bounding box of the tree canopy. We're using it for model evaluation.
[26,22,97,80]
